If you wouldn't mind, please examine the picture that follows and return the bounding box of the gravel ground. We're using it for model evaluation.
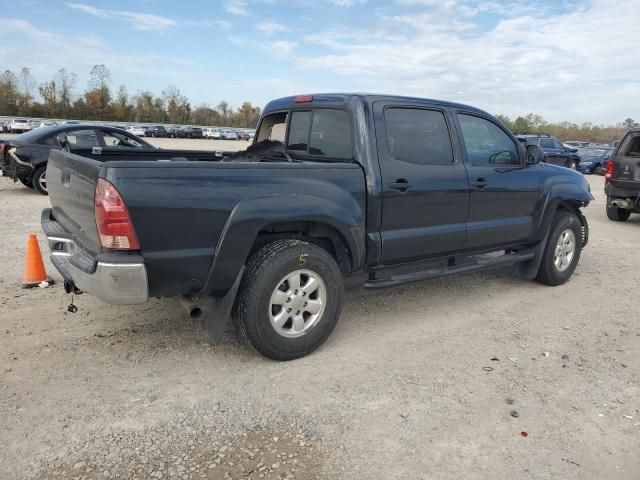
[0,149,638,480]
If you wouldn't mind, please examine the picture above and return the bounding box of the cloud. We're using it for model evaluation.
[224,0,249,16]
[66,3,178,31]
[327,0,366,6]
[216,20,233,30]
[256,21,289,36]
[297,0,640,122]
[264,40,297,59]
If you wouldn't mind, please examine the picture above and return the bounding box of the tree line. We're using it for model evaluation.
[0,64,637,139]
[0,65,261,128]
[495,113,637,144]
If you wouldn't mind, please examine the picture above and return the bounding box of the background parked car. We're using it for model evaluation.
[0,124,153,195]
[126,125,146,137]
[166,126,181,138]
[203,128,222,139]
[220,129,239,140]
[9,118,32,133]
[576,146,614,174]
[176,126,204,139]
[517,134,581,169]
[234,129,251,140]
[144,125,168,138]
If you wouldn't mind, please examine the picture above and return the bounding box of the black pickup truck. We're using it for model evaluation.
[42,93,593,360]
[604,127,640,220]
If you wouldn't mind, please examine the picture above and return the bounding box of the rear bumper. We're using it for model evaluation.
[41,208,149,305]
[0,147,34,180]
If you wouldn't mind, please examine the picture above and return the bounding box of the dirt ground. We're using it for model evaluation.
[1,143,638,479]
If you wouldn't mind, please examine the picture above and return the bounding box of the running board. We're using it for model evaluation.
[365,250,536,289]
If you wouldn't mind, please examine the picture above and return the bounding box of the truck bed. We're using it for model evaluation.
[46,148,366,298]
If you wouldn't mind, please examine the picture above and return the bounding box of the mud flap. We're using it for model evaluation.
[514,230,550,280]
[204,266,245,345]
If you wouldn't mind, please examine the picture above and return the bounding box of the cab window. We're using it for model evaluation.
[287,109,352,159]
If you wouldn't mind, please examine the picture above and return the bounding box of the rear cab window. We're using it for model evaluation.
[257,108,353,160]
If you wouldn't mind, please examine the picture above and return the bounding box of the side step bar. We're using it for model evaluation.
[365,249,536,289]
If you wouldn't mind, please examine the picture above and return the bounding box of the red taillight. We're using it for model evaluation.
[605,161,614,181]
[0,143,5,153]
[294,95,313,103]
[95,178,139,250]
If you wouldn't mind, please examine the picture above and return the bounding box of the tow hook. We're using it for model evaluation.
[63,280,83,295]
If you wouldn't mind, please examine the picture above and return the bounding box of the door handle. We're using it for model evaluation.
[472,178,488,190]
[389,179,411,192]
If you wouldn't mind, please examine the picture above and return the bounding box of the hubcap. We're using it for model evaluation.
[269,269,326,338]
[38,171,47,192]
[554,229,576,272]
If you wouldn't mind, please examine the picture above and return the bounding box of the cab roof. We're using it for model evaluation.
[263,93,490,116]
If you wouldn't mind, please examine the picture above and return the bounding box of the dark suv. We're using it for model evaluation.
[604,128,640,221]
[176,127,204,139]
[517,134,581,169]
[144,126,168,138]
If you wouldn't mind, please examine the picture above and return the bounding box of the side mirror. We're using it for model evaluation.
[526,144,544,164]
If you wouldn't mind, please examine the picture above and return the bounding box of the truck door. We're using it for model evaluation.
[375,103,469,265]
[454,112,540,250]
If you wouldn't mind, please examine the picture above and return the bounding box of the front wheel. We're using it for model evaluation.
[535,211,583,286]
[233,240,344,360]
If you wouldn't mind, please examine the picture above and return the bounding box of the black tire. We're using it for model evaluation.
[32,165,48,195]
[535,211,583,286]
[606,198,631,221]
[19,176,34,188]
[233,239,344,360]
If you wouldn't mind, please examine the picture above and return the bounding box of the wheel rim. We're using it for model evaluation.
[554,229,576,272]
[38,171,47,192]
[269,269,326,338]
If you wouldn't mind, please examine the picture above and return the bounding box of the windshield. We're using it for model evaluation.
[578,147,608,157]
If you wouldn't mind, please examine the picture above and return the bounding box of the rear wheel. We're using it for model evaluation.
[233,239,344,360]
[606,197,631,221]
[32,166,48,195]
[536,211,582,286]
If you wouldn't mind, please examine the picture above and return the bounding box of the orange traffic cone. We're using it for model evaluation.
[22,233,53,288]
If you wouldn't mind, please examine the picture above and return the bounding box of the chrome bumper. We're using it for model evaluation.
[42,210,149,305]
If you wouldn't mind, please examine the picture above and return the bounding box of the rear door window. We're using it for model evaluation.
[101,130,145,148]
[66,129,98,148]
[384,107,454,165]
[539,138,555,149]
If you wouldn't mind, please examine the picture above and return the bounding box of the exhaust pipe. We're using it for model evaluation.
[611,199,633,209]
[179,296,203,319]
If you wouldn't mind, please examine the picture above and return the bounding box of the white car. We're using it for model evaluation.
[127,125,146,137]
[220,129,239,140]
[9,118,32,133]
[203,128,222,139]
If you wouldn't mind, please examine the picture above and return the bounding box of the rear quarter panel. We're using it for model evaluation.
[105,161,366,297]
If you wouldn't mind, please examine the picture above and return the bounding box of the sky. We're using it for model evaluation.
[0,0,639,123]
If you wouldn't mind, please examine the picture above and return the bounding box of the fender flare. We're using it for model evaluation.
[201,194,365,297]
